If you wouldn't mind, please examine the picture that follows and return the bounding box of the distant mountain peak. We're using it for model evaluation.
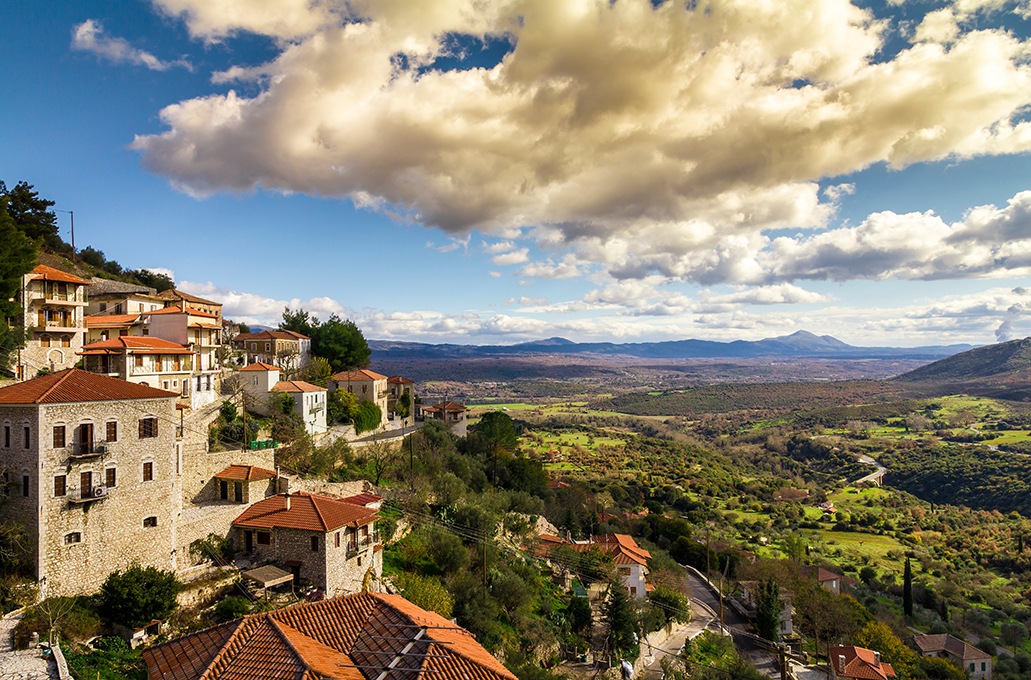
[514,337,575,346]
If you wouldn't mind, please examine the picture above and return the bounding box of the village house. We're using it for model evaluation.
[0,368,280,598]
[738,582,794,637]
[232,491,381,597]
[233,329,312,373]
[13,265,90,381]
[908,634,992,680]
[239,362,327,436]
[421,400,468,436]
[828,646,896,680]
[538,533,651,599]
[386,375,416,417]
[154,288,223,322]
[142,591,518,680]
[86,278,164,317]
[330,369,389,421]
[800,565,845,595]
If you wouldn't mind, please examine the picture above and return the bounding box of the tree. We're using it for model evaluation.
[0,181,58,243]
[781,533,806,563]
[903,556,913,618]
[353,399,382,434]
[852,621,919,680]
[317,314,370,372]
[567,593,593,639]
[396,572,453,619]
[1001,622,1026,655]
[649,585,691,629]
[280,307,318,339]
[604,582,639,661]
[301,356,333,387]
[99,565,179,628]
[0,199,37,373]
[754,578,781,642]
[476,411,518,452]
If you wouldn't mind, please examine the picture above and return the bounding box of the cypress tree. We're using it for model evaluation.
[755,578,781,642]
[903,556,913,617]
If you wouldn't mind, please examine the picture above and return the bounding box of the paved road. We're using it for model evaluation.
[682,568,781,678]
[855,454,886,486]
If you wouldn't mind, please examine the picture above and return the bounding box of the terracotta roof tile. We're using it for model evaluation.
[233,492,377,533]
[331,369,388,382]
[341,494,382,507]
[909,634,990,660]
[240,362,279,372]
[155,289,222,307]
[422,401,467,414]
[145,306,218,319]
[85,314,141,327]
[216,465,277,482]
[29,264,90,285]
[80,337,194,355]
[387,376,415,384]
[271,380,326,394]
[829,646,896,680]
[0,368,177,404]
[236,331,308,342]
[801,566,843,583]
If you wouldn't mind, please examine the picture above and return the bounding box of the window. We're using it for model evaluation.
[54,475,66,497]
[982,663,986,671]
[106,421,117,442]
[143,516,158,528]
[234,482,243,503]
[61,335,70,347]
[134,355,143,368]
[357,557,362,567]
[3,425,9,447]
[80,471,92,498]
[119,329,128,337]
[142,327,149,336]
[142,461,153,482]
[139,417,158,439]
[99,303,107,312]
[250,343,257,351]
[336,532,341,548]
[310,536,319,552]
[265,343,270,351]
[22,475,29,497]
[64,532,81,545]
[23,426,30,449]
[219,480,228,500]
[970,664,975,672]
[40,334,50,348]
[53,426,66,448]
[257,532,271,545]
[105,467,116,488]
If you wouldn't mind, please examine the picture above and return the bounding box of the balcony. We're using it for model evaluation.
[68,486,110,504]
[346,532,380,558]
[29,291,88,306]
[33,320,83,332]
[67,441,111,461]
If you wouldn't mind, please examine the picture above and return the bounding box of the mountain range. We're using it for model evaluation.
[369,330,973,361]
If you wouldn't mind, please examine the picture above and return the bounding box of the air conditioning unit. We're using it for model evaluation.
[93,486,108,497]
[94,443,106,453]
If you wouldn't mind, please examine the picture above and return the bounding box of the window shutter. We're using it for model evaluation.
[139,419,145,438]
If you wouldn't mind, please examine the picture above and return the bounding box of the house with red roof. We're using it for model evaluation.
[240,363,328,436]
[421,401,468,437]
[331,369,390,423]
[828,645,896,680]
[142,591,517,680]
[537,533,651,599]
[386,375,416,418]
[907,634,992,680]
[12,265,91,380]
[234,329,312,373]
[234,491,382,596]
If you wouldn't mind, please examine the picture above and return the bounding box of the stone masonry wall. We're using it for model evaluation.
[37,397,179,598]
[0,406,43,579]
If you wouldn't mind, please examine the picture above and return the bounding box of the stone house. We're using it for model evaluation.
[86,278,163,317]
[13,265,91,381]
[142,591,518,680]
[800,565,843,594]
[232,491,382,597]
[538,533,651,599]
[907,634,992,680]
[829,646,896,680]
[386,375,416,417]
[330,369,389,422]
[233,330,312,372]
[153,288,223,322]
[738,581,794,637]
[0,368,280,598]
[421,400,468,436]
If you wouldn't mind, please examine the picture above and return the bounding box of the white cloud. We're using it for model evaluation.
[177,281,351,325]
[489,271,502,278]
[483,240,517,254]
[143,267,176,281]
[492,248,530,266]
[134,0,1031,287]
[72,20,191,71]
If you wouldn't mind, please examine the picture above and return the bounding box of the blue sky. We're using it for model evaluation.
[4,0,1031,347]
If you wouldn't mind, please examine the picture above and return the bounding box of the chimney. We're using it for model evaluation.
[874,651,880,666]
[837,655,845,676]
[284,492,291,510]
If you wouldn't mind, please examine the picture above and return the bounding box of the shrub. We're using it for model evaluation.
[99,565,179,628]
[14,597,100,648]
[214,596,251,622]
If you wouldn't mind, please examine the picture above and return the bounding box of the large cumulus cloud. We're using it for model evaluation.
[136,0,1031,286]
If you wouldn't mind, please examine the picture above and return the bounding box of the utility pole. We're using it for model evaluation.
[55,209,75,260]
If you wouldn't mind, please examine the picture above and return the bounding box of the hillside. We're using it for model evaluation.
[893,337,1031,398]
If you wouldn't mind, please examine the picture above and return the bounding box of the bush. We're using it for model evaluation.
[14,597,100,648]
[100,565,179,628]
[395,572,453,619]
[353,400,382,435]
[214,596,251,622]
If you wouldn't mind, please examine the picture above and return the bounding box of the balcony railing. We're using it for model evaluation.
[30,291,86,304]
[346,532,380,558]
[34,320,83,330]
[68,486,110,504]
[67,441,111,460]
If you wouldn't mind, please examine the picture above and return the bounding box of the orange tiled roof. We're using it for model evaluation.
[280,330,311,340]
[908,634,990,661]
[341,493,383,507]
[332,369,388,382]
[145,306,218,319]
[80,337,194,355]
[154,288,222,307]
[143,592,517,680]
[544,533,651,567]
[387,375,415,384]
[271,380,325,393]
[239,362,278,372]
[829,646,896,680]
[216,465,277,482]
[233,492,377,532]
[800,566,842,583]
[29,264,90,285]
[423,401,467,414]
[85,313,140,327]
[0,368,177,404]
[236,330,308,342]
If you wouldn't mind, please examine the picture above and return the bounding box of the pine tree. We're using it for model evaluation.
[604,582,639,661]
[0,199,38,374]
[903,556,913,618]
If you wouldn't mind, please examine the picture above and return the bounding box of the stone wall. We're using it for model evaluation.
[0,406,43,579]
[287,478,371,499]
